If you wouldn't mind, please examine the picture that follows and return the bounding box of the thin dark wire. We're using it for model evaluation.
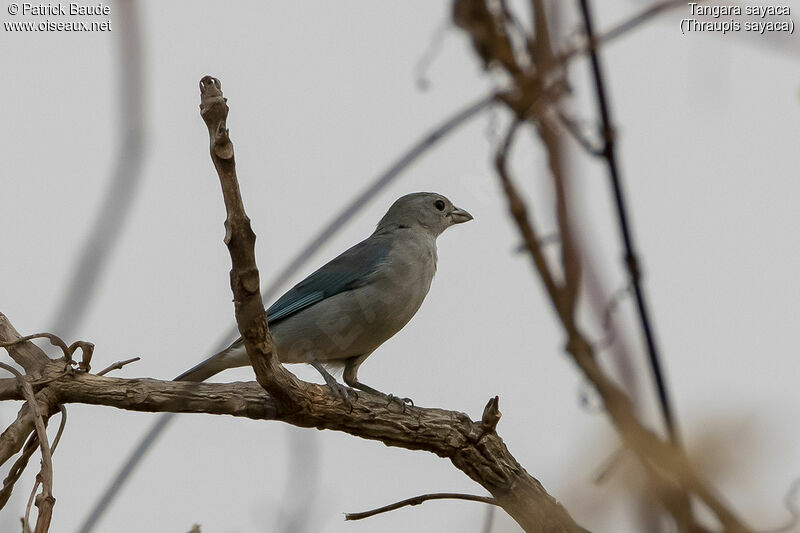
[78,92,495,532]
[577,0,680,447]
[47,0,145,339]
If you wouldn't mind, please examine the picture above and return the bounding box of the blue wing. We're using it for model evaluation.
[266,236,390,325]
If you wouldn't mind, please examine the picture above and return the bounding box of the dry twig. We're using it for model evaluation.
[0,362,55,533]
[346,492,497,521]
[96,357,141,377]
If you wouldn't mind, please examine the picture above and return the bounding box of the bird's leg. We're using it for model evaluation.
[342,355,413,407]
[306,358,356,404]
[347,380,414,408]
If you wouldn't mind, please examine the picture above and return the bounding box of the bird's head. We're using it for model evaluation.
[376,192,473,236]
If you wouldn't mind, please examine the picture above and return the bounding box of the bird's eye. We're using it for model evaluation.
[434,200,445,211]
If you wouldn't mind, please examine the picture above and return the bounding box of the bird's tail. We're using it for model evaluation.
[173,338,247,382]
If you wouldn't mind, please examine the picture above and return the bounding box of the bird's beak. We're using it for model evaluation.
[450,206,473,225]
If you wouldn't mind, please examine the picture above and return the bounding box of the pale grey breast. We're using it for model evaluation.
[272,230,438,364]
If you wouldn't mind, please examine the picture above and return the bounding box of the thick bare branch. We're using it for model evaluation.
[0,354,587,532]
[0,432,37,510]
[0,313,49,373]
[0,388,58,470]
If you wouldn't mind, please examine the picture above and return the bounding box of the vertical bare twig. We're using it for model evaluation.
[0,363,54,533]
[198,75,303,405]
[576,0,679,448]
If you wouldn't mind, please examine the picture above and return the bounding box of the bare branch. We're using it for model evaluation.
[0,313,49,373]
[1,353,589,531]
[345,492,498,521]
[0,401,38,468]
[493,124,733,531]
[0,334,70,364]
[594,284,633,351]
[0,407,65,513]
[554,111,604,156]
[557,0,699,65]
[595,0,689,46]
[495,120,564,313]
[0,328,94,374]
[198,75,304,406]
[0,362,55,533]
[96,357,141,376]
[577,0,679,448]
[0,433,38,510]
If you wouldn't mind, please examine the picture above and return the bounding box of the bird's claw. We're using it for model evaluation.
[385,394,414,410]
[322,378,357,409]
[332,382,353,399]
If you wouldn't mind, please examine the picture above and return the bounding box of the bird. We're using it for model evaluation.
[174,192,473,402]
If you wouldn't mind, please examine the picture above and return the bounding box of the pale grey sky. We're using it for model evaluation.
[2,1,799,532]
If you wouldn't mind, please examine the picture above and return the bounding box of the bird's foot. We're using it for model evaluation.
[330,382,358,409]
[309,359,358,408]
[383,394,414,412]
[319,373,357,408]
[347,380,413,410]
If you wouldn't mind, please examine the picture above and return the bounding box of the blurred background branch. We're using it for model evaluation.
[454,0,755,530]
